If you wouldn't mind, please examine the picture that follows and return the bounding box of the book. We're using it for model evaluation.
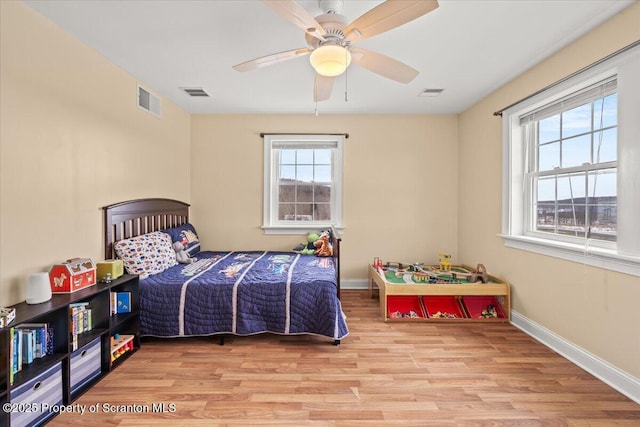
[13,328,23,373]
[69,302,92,351]
[9,327,14,385]
[18,323,49,358]
[46,327,55,355]
[87,308,92,330]
[111,291,132,314]
[116,292,131,314]
[20,329,35,365]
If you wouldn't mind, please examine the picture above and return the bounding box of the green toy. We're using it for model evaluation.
[294,232,320,255]
[307,232,319,244]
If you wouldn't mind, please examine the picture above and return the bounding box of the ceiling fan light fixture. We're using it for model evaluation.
[310,45,352,77]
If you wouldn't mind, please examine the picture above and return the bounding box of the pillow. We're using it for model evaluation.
[114,231,177,279]
[163,223,201,255]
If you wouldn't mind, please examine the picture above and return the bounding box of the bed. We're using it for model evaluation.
[103,198,348,344]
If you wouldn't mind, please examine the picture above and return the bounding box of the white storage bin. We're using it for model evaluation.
[70,337,102,394]
[11,361,63,427]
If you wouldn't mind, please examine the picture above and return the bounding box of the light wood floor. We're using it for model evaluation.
[49,290,639,426]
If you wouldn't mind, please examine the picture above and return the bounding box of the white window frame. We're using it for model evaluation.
[262,134,344,235]
[522,77,617,249]
[501,45,640,277]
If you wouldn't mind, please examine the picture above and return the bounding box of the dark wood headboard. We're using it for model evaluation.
[103,198,190,260]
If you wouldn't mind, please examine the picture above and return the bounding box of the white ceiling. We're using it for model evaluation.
[23,0,634,115]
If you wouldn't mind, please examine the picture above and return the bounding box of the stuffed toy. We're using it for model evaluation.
[314,230,333,257]
[293,232,320,255]
[173,241,195,264]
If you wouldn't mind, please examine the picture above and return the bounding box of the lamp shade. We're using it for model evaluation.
[26,272,52,304]
[309,45,352,77]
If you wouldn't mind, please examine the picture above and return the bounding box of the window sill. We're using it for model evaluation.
[501,234,640,277]
[262,224,344,236]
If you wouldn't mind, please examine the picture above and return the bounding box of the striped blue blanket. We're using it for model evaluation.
[140,251,348,341]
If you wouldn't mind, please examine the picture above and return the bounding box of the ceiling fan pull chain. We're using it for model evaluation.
[315,101,319,117]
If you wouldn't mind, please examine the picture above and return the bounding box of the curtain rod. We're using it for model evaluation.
[493,40,640,117]
[260,132,349,138]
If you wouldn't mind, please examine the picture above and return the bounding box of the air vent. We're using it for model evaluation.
[181,87,210,97]
[418,88,444,97]
[137,85,161,117]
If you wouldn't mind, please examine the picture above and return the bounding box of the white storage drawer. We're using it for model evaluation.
[11,361,63,427]
[70,337,102,394]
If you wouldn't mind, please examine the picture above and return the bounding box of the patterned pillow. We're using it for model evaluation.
[114,231,177,279]
[163,223,201,255]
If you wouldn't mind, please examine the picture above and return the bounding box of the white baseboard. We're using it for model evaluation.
[341,278,369,290]
[511,310,640,405]
[340,279,640,404]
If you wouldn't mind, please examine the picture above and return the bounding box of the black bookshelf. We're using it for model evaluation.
[1,274,139,427]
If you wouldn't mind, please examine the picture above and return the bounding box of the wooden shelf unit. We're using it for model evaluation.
[0,274,139,427]
[368,264,511,322]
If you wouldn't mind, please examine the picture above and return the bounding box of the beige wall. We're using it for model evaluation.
[458,3,640,378]
[2,0,638,385]
[0,2,191,306]
[190,114,458,281]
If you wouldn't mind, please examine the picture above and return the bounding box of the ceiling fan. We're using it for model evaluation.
[232,0,439,102]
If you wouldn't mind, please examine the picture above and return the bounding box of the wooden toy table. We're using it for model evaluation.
[368,264,511,322]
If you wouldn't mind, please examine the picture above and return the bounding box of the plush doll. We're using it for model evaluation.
[314,230,333,257]
[293,232,320,255]
[173,241,195,264]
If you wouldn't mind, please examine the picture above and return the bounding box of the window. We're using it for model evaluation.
[263,134,344,234]
[525,78,617,245]
[501,44,640,276]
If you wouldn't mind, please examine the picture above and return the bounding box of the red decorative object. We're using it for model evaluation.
[49,258,96,293]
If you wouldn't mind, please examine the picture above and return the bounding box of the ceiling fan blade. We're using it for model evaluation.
[263,0,326,41]
[350,47,419,84]
[233,48,312,72]
[314,74,335,102]
[344,0,439,43]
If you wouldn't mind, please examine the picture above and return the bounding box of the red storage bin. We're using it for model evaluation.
[462,296,505,319]
[422,296,465,319]
[387,296,425,319]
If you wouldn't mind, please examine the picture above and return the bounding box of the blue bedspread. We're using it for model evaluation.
[140,251,349,341]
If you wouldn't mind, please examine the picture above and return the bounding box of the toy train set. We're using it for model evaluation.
[373,258,489,284]
[369,254,511,323]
